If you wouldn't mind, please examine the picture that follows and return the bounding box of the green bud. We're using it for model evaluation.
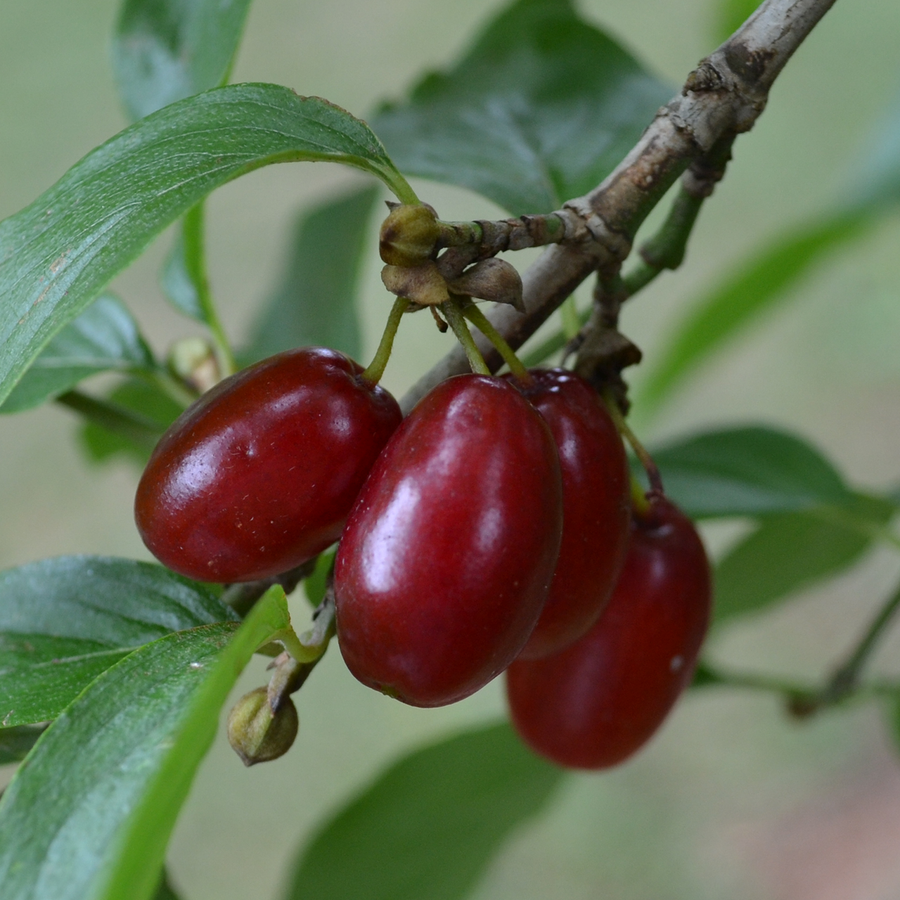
[167,336,220,394]
[227,686,298,766]
[379,203,440,266]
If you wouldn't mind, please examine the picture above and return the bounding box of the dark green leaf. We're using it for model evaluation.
[78,378,184,466]
[0,586,293,900]
[372,0,671,215]
[649,425,851,519]
[286,721,563,900]
[714,494,896,624]
[0,295,155,413]
[112,0,253,121]
[243,186,378,364]
[635,211,873,416]
[0,556,236,728]
[0,83,412,408]
[0,724,47,765]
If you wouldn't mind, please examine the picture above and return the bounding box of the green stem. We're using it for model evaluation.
[55,390,164,451]
[601,388,663,494]
[560,297,581,340]
[384,172,420,207]
[460,301,531,382]
[140,368,197,409]
[182,203,236,378]
[441,301,490,375]
[361,295,407,385]
[824,576,900,701]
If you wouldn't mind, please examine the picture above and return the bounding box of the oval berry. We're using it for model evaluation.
[507,369,631,659]
[334,374,563,708]
[135,347,402,583]
[506,495,711,769]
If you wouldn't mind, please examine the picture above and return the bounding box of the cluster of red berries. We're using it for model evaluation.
[135,345,712,770]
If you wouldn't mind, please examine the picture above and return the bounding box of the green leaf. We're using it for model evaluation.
[0,83,412,409]
[635,211,874,416]
[372,0,671,215]
[649,425,852,519]
[112,0,253,121]
[0,586,292,900]
[79,378,184,466]
[0,724,47,765]
[0,295,155,413]
[302,550,336,608]
[714,494,896,624]
[285,722,563,900]
[243,185,378,364]
[0,556,237,728]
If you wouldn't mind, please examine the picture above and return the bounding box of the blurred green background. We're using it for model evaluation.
[2,1,900,898]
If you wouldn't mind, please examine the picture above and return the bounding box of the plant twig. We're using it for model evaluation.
[821,576,900,703]
[399,0,838,413]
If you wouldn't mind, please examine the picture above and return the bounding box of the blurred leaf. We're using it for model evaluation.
[0,724,47,765]
[286,721,563,900]
[0,586,292,900]
[0,83,411,409]
[372,0,671,215]
[112,0,253,121]
[649,425,851,519]
[152,871,183,900]
[714,0,761,43]
[714,494,895,624]
[850,82,900,209]
[161,212,207,322]
[0,295,155,413]
[0,556,237,728]
[243,186,378,363]
[79,378,184,466]
[635,211,873,416]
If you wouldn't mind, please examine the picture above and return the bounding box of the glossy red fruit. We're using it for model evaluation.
[506,369,631,659]
[135,347,402,583]
[506,494,711,769]
[334,374,564,708]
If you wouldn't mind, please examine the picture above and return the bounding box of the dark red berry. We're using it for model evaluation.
[135,347,402,582]
[506,369,631,659]
[334,374,563,708]
[506,494,711,769]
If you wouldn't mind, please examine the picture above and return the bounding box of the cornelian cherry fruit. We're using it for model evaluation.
[506,494,711,770]
[135,347,402,582]
[334,374,564,708]
[506,369,631,659]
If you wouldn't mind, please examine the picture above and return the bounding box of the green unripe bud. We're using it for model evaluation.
[167,336,220,394]
[380,203,440,266]
[227,686,298,766]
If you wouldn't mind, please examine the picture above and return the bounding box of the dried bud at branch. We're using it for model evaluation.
[447,258,525,312]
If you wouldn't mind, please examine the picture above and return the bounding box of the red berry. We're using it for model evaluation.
[506,494,711,769]
[134,347,402,582]
[334,374,563,707]
[506,369,631,659]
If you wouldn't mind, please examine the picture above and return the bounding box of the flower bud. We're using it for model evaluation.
[379,203,440,266]
[227,686,298,766]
